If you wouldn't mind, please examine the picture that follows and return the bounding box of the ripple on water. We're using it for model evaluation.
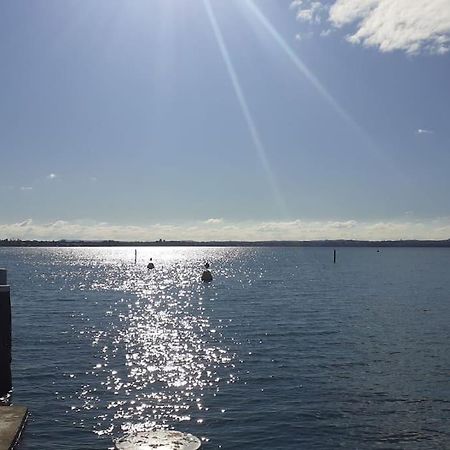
[59,248,238,441]
[3,246,450,449]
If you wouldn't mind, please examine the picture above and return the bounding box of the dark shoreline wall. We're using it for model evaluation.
[1,239,450,248]
[0,269,12,397]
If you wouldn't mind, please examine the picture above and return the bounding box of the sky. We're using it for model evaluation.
[1,0,450,241]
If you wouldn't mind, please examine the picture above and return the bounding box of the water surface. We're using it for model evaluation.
[1,247,449,449]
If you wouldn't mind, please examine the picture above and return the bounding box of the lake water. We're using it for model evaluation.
[1,247,449,449]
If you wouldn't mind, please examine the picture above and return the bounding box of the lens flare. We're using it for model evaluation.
[203,0,288,217]
[242,0,398,173]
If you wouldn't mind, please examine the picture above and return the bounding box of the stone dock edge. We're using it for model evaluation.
[0,406,28,450]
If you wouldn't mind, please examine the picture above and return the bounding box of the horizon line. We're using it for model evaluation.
[1,238,450,248]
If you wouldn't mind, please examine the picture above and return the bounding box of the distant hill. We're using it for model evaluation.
[1,239,450,247]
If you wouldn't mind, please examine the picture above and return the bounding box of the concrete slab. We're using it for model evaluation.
[0,406,28,450]
[115,430,201,450]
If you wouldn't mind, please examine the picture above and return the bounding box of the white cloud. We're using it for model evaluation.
[295,31,314,41]
[328,0,379,27]
[291,1,327,23]
[50,220,70,228]
[416,128,434,134]
[47,173,58,180]
[1,218,450,241]
[291,0,450,54]
[204,218,224,225]
[16,219,33,228]
[20,186,33,191]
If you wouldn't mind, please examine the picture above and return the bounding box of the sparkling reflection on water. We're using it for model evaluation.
[62,248,238,441]
[3,247,450,449]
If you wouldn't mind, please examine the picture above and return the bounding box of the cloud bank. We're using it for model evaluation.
[1,218,450,241]
[291,0,450,54]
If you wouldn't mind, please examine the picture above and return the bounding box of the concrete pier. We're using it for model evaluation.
[0,269,12,397]
[0,270,28,450]
[0,406,28,450]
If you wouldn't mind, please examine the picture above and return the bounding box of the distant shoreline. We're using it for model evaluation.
[1,239,450,248]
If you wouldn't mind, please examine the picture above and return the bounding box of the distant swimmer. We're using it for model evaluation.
[147,258,155,270]
[201,262,213,282]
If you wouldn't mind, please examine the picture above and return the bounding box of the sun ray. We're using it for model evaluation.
[242,0,400,173]
[203,0,288,218]
[244,0,362,132]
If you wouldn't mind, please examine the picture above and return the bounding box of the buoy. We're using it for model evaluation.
[201,270,213,282]
[115,430,201,450]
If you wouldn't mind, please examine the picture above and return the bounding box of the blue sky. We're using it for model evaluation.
[1,0,450,240]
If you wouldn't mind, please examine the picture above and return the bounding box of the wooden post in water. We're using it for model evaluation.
[333,249,336,264]
[0,268,12,397]
[134,249,137,265]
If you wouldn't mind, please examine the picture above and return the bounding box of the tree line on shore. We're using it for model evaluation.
[1,238,450,247]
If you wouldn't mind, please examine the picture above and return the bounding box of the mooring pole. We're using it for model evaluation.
[134,249,137,265]
[333,249,336,264]
[0,268,12,396]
